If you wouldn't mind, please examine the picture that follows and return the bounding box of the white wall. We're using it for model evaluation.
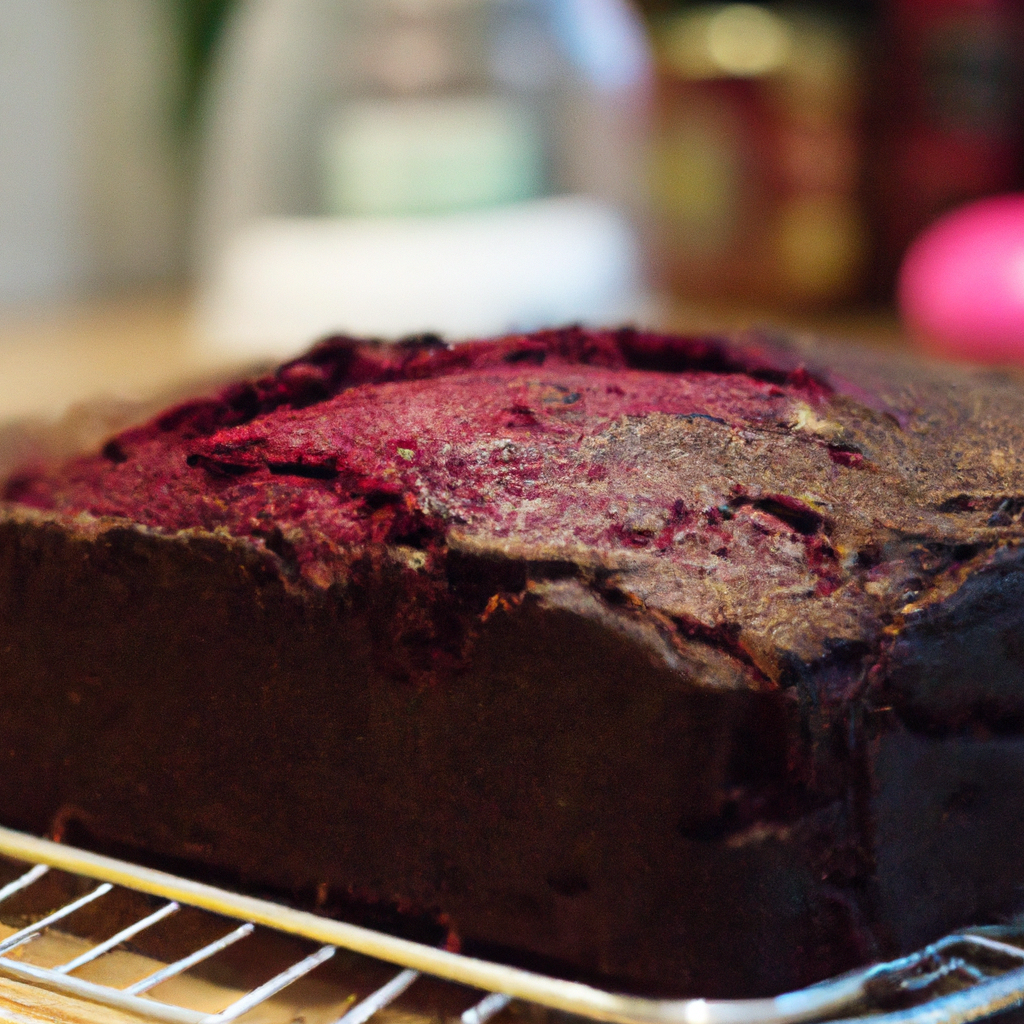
[0,0,83,303]
[0,0,181,306]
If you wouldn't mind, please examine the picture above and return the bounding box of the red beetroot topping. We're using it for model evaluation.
[5,328,837,588]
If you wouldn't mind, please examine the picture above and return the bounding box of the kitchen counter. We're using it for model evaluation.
[0,290,907,425]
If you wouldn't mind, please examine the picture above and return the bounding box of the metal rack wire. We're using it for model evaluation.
[0,825,1020,1024]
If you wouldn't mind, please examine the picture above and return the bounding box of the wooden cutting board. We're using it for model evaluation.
[0,974,155,1024]
[0,921,520,1024]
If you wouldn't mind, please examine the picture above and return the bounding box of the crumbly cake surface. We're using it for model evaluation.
[8,327,1024,687]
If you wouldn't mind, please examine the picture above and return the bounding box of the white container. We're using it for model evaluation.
[195,0,652,356]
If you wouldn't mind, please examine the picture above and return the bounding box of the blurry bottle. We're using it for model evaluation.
[196,0,652,356]
[868,0,1024,299]
[646,3,868,309]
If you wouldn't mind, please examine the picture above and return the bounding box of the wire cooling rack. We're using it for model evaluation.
[0,826,1020,1024]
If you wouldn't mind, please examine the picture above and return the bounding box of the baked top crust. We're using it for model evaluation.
[6,327,1024,690]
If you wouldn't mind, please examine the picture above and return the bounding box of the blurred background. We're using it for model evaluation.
[1,0,1023,421]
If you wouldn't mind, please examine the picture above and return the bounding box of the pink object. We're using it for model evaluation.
[899,193,1024,363]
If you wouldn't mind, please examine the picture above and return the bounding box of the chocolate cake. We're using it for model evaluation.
[3,327,1024,999]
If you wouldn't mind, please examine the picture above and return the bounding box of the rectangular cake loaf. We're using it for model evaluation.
[2,328,1024,999]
